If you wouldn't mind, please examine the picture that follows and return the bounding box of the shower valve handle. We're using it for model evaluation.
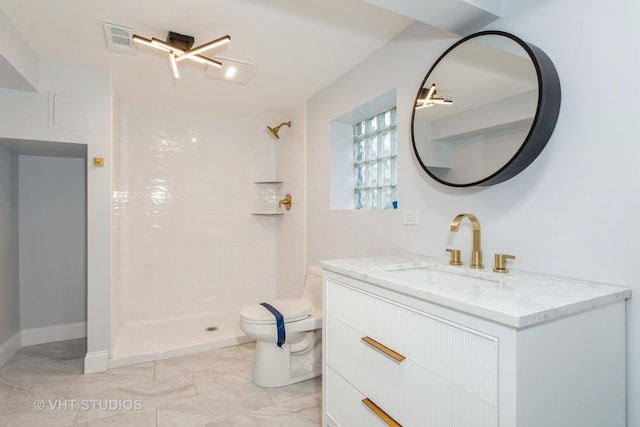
[278,194,292,211]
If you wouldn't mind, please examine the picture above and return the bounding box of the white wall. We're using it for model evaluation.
[0,147,19,346]
[0,59,112,372]
[18,155,86,330]
[114,104,279,330]
[0,6,38,91]
[306,0,640,423]
[308,23,456,262]
[276,106,307,298]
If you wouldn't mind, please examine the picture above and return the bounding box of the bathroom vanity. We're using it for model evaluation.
[320,254,630,427]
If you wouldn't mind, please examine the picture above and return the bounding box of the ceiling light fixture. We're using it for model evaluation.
[133,31,230,79]
[187,55,222,68]
[130,35,161,50]
[175,35,230,62]
[205,56,257,84]
[415,83,453,109]
[225,66,237,79]
[150,38,185,55]
[169,53,180,79]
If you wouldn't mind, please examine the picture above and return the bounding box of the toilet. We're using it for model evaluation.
[239,266,323,387]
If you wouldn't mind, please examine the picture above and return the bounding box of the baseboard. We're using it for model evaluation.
[84,350,109,374]
[0,332,21,369]
[20,322,87,347]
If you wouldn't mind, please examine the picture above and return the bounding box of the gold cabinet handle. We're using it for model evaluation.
[362,398,402,427]
[361,336,405,362]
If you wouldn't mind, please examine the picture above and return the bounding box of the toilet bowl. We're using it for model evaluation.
[239,266,323,387]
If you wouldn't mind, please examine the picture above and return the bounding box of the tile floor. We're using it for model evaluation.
[0,339,321,426]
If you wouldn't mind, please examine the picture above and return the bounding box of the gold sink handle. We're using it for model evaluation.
[446,248,462,266]
[493,254,516,273]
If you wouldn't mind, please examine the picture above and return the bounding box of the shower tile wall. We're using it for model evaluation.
[115,105,278,323]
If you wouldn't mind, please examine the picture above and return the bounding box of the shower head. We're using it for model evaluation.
[267,121,291,139]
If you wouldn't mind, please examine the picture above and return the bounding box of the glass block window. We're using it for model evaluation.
[353,107,397,209]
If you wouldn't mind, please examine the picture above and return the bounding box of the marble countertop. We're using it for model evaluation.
[319,254,631,328]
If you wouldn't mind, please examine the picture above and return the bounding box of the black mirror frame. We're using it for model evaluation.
[411,31,561,187]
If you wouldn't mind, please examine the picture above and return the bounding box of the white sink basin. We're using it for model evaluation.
[386,267,497,287]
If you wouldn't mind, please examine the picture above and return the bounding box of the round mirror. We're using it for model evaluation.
[411,31,560,187]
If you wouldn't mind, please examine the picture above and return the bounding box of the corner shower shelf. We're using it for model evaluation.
[252,181,284,215]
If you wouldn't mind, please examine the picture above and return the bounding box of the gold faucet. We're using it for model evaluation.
[450,213,483,269]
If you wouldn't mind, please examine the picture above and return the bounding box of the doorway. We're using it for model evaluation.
[0,138,87,360]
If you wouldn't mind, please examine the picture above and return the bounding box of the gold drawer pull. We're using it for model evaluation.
[361,336,405,362]
[362,398,402,427]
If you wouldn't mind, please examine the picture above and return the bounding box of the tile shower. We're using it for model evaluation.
[112,104,280,364]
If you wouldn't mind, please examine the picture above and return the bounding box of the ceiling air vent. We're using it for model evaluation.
[102,22,136,54]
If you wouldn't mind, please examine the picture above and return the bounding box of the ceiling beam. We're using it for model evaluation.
[0,6,39,92]
[363,0,501,35]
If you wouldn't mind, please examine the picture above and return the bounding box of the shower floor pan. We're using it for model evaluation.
[110,311,251,368]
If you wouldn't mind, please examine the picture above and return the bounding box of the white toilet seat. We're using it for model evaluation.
[240,298,312,325]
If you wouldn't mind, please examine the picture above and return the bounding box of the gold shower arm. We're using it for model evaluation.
[267,121,292,139]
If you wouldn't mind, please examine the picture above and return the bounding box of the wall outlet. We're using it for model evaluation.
[403,211,419,225]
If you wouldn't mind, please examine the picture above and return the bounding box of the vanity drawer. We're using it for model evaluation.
[326,278,498,405]
[326,315,402,419]
[326,366,401,427]
[399,359,498,427]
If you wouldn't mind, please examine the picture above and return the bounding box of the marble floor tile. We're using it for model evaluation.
[45,362,157,400]
[207,392,322,426]
[0,378,46,405]
[0,397,79,427]
[296,392,323,424]
[74,374,197,424]
[0,339,322,427]
[154,346,246,380]
[265,376,322,404]
[59,340,90,362]
[0,358,84,392]
[193,364,253,394]
[157,382,273,427]
[74,406,157,427]
[237,343,255,361]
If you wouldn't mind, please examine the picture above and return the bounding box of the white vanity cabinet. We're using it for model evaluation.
[321,257,630,427]
[324,276,497,427]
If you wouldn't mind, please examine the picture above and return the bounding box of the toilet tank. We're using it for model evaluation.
[301,265,323,313]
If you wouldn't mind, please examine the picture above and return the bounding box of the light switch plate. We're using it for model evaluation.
[403,211,419,225]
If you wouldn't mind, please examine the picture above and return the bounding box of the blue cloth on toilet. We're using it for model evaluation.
[260,302,286,348]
